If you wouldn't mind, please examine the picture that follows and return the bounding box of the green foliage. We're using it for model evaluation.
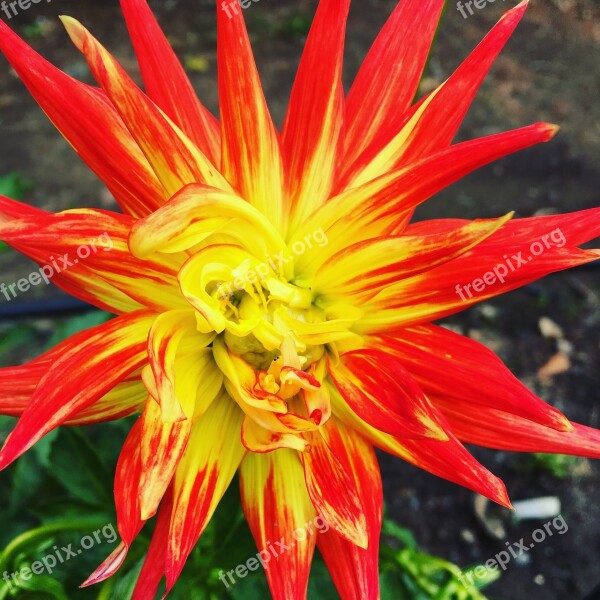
[0,173,31,254]
[529,452,581,478]
[379,519,499,600]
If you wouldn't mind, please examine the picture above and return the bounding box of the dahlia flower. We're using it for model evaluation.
[0,0,599,597]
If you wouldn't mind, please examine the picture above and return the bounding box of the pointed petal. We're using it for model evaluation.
[328,349,447,440]
[360,210,600,331]
[119,0,221,164]
[0,207,185,313]
[0,311,156,470]
[281,0,350,231]
[300,430,368,548]
[131,487,174,600]
[317,420,382,600]
[84,417,147,587]
[291,123,558,273]
[377,325,571,431]
[164,396,245,592]
[311,214,511,296]
[343,1,529,188]
[217,5,284,229]
[138,398,191,520]
[330,384,512,507]
[344,0,445,168]
[433,397,600,459]
[0,22,166,217]
[61,17,230,197]
[67,377,147,426]
[240,450,317,600]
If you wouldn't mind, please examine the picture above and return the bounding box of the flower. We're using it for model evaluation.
[0,0,599,597]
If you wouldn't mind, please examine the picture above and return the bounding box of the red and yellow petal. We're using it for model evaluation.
[0,310,156,470]
[377,325,572,431]
[328,348,447,440]
[300,428,368,549]
[164,396,245,592]
[61,17,230,197]
[291,123,558,272]
[0,22,166,217]
[344,0,445,170]
[329,383,512,508]
[433,397,600,459]
[311,214,511,297]
[0,207,185,313]
[317,420,382,600]
[360,210,600,331]
[119,0,221,165]
[217,4,285,229]
[342,1,529,189]
[240,450,317,600]
[282,0,349,232]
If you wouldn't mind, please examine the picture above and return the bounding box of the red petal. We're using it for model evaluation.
[300,429,368,548]
[240,450,317,600]
[0,22,166,217]
[119,0,220,165]
[433,397,600,459]
[328,349,447,440]
[0,311,155,470]
[331,385,511,508]
[344,0,445,169]
[61,17,229,197]
[217,4,285,229]
[317,420,382,600]
[281,0,349,231]
[378,325,572,431]
[131,486,174,600]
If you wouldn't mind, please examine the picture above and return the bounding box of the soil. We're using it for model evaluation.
[0,1,599,599]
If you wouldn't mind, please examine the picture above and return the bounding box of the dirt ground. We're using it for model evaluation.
[0,1,599,599]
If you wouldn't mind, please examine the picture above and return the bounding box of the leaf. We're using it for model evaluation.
[48,428,112,507]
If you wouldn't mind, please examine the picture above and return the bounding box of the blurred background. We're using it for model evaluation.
[0,1,598,599]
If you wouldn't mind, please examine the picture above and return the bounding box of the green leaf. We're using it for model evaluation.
[48,429,112,507]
